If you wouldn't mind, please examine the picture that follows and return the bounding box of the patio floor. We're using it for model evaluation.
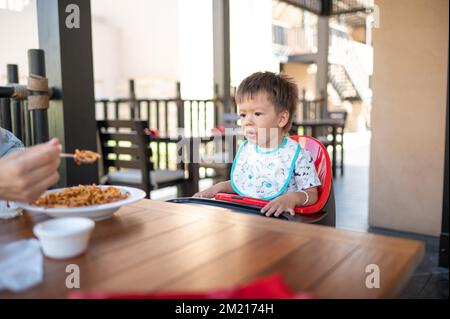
[334,131,370,232]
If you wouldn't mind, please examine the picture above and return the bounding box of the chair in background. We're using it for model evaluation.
[97,120,194,198]
[95,81,232,184]
[291,110,347,177]
[315,110,347,176]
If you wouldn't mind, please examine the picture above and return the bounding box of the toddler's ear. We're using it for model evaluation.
[278,110,290,128]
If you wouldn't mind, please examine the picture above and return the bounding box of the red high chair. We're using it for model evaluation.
[169,136,335,227]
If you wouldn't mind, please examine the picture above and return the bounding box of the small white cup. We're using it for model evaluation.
[33,217,95,259]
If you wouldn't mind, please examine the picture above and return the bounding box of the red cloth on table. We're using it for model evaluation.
[68,273,316,299]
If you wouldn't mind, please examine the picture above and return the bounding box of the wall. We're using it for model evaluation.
[0,0,179,98]
[91,15,123,98]
[230,0,278,88]
[177,0,213,99]
[369,0,448,236]
[91,0,180,98]
[281,62,317,121]
[0,1,38,84]
[282,62,316,97]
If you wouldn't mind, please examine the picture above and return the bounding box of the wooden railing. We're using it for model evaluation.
[95,97,223,138]
[0,51,61,146]
[95,82,239,181]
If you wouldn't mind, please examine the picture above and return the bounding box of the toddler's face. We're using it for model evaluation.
[237,92,288,147]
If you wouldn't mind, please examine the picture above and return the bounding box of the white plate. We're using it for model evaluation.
[17,186,146,221]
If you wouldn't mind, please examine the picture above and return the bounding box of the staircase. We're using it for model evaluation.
[328,26,371,103]
[272,0,373,104]
[332,0,374,15]
[329,64,358,100]
[274,24,371,103]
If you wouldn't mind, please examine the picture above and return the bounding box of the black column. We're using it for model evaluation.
[321,0,332,16]
[28,49,49,144]
[7,64,24,141]
[0,98,12,132]
[36,0,98,186]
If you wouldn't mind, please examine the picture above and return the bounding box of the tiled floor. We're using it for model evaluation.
[152,131,448,299]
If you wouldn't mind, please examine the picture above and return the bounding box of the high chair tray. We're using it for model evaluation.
[167,197,328,224]
[214,193,317,214]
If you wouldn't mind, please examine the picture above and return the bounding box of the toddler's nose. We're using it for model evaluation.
[242,116,253,126]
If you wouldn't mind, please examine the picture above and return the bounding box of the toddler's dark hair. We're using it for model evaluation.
[235,71,298,132]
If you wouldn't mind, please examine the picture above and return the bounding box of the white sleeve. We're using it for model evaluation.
[293,149,321,190]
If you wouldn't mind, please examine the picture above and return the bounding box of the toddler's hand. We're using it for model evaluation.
[192,187,218,199]
[261,193,297,217]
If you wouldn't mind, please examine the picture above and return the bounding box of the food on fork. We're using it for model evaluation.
[60,150,101,165]
[31,184,128,208]
[73,149,101,165]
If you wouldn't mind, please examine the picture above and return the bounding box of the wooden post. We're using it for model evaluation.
[176,82,184,129]
[213,0,231,116]
[129,79,137,119]
[316,15,329,119]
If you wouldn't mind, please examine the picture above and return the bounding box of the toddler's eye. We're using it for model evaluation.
[255,112,263,117]
[239,113,246,118]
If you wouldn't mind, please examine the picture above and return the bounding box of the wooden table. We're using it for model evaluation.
[0,200,424,299]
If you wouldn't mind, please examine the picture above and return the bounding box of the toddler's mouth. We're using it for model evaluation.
[245,128,256,138]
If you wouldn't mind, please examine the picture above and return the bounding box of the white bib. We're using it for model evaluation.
[230,137,301,200]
